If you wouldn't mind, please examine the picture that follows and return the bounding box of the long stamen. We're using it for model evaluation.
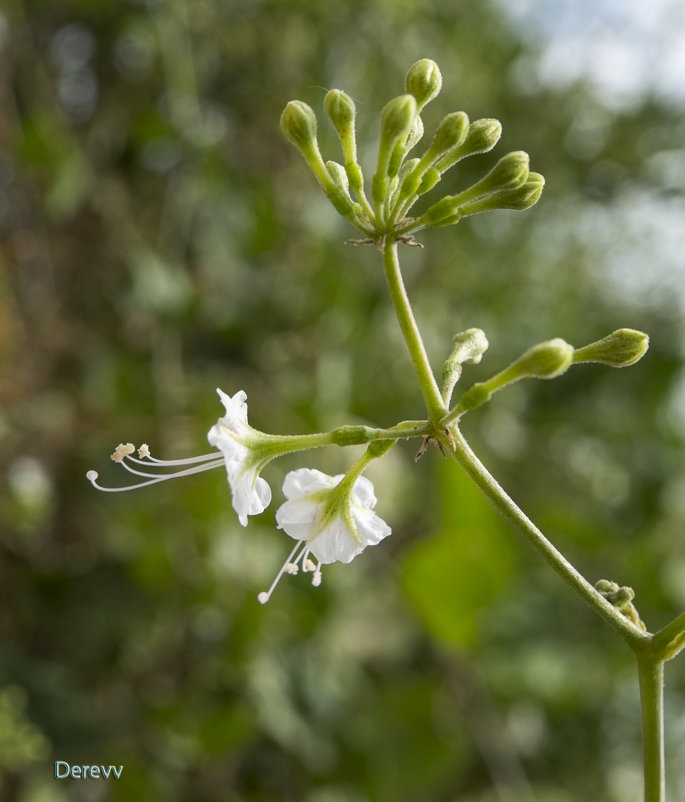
[87,446,226,492]
[257,539,308,605]
[118,456,224,481]
[129,451,223,467]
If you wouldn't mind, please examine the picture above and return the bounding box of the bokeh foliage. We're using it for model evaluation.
[2,0,685,799]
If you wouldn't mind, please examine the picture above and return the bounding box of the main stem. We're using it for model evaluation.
[637,655,665,802]
[381,238,446,423]
[382,240,663,800]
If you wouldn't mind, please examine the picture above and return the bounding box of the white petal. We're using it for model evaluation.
[207,422,245,455]
[275,498,319,540]
[281,467,341,499]
[352,506,391,547]
[308,517,364,564]
[351,475,378,509]
[215,388,249,428]
[231,471,272,527]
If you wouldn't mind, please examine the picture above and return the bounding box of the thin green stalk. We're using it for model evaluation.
[381,238,446,423]
[651,611,685,661]
[637,655,665,802]
[447,424,649,650]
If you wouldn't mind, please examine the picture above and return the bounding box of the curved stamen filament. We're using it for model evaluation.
[128,452,223,467]
[87,447,226,492]
[118,456,224,481]
[257,541,324,604]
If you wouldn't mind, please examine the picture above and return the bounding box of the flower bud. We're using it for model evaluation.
[403,115,425,153]
[324,90,367,196]
[460,151,530,201]
[417,168,441,194]
[429,112,470,160]
[405,58,442,109]
[399,112,469,199]
[374,94,417,206]
[441,328,489,404]
[324,89,356,134]
[419,195,463,227]
[572,328,649,368]
[456,339,573,416]
[506,338,574,380]
[280,100,319,153]
[380,94,417,149]
[447,328,490,370]
[326,160,350,192]
[456,173,545,217]
[435,118,502,173]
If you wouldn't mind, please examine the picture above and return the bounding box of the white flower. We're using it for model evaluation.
[87,388,271,527]
[207,389,272,526]
[257,467,391,604]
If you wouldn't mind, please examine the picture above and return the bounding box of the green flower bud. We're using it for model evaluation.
[280,100,319,153]
[419,153,532,228]
[398,112,469,199]
[417,168,441,194]
[446,328,490,370]
[461,151,530,201]
[380,94,417,149]
[403,115,425,153]
[324,89,356,134]
[419,195,463,227]
[507,338,574,380]
[573,328,649,368]
[435,118,502,173]
[405,58,442,109]
[326,160,350,192]
[457,173,545,217]
[441,328,489,404]
[428,112,470,161]
[374,94,417,207]
[324,90,366,196]
[595,579,646,630]
[456,338,573,416]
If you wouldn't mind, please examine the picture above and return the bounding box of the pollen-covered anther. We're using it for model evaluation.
[285,562,299,575]
[111,443,135,462]
[312,569,322,587]
[304,559,317,572]
[138,443,151,459]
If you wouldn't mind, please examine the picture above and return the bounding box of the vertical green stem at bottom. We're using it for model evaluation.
[637,655,665,802]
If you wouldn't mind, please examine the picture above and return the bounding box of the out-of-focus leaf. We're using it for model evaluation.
[402,457,517,650]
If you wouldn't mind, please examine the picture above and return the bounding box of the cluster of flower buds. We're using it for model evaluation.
[446,328,649,419]
[280,58,545,240]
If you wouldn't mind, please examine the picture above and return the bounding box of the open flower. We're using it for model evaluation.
[208,389,272,525]
[87,388,272,527]
[257,467,391,603]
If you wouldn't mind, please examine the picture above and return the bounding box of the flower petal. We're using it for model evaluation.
[282,467,341,499]
[351,475,378,509]
[308,517,364,564]
[275,498,319,540]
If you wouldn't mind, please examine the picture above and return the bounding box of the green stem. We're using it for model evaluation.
[637,654,665,802]
[651,611,685,661]
[447,424,649,650]
[381,238,446,423]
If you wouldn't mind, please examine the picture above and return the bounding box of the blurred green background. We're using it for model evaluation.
[2,0,685,800]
